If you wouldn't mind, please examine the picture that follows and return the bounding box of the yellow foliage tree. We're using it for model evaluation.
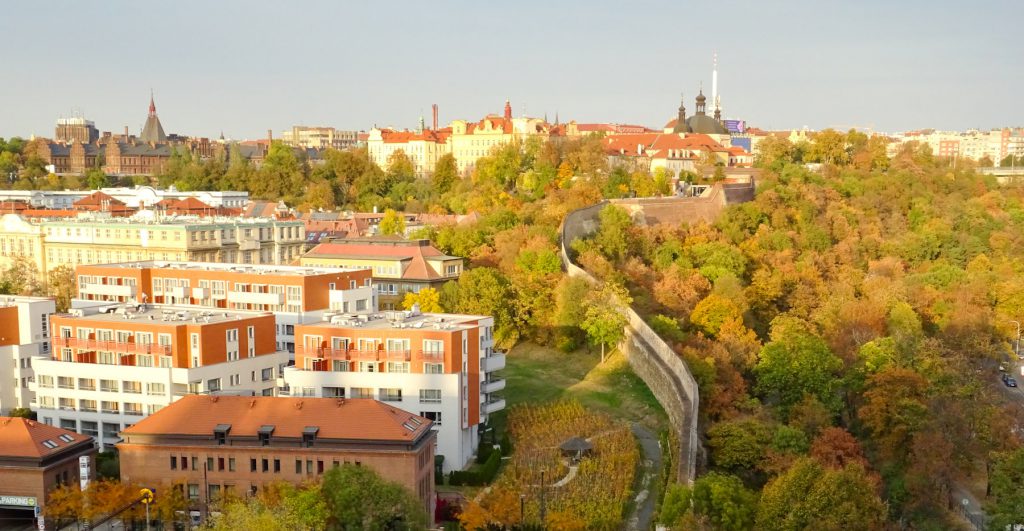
[402,287,443,313]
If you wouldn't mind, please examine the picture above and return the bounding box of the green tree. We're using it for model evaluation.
[987,447,1024,530]
[754,323,843,416]
[754,136,795,169]
[402,287,443,313]
[756,458,886,531]
[593,204,633,261]
[378,208,406,236]
[581,283,629,363]
[85,168,110,189]
[255,141,305,201]
[706,417,774,473]
[433,153,458,194]
[321,464,428,530]
[690,472,759,531]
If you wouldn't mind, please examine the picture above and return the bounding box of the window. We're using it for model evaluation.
[295,459,302,474]
[358,361,377,373]
[146,382,166,395]
[262,458,269,472]
[122,381,141,394]
[419,389,442,403]
[332,360,349,372]
[100,379,117,392]
[274,459,281,473]
[424,363,444,374]
[387,362,410,373]
[421,411,442,425]
[250,458,257,472]
[207,457,214,472]
[379,388,402,402]
[170,456,178,470]
[207,378,221,393]
[229,458,236,472]
[350,387,373,399]
[188,484,199,501]
[423,339,444,354]
[261,368,273,381]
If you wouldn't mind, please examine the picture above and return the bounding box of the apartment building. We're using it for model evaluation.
[279,126,359,151]
[0,187,248,210]
[73,261,374,353]
[118,395,435,517]
[0,296,56,415]
[0,417,96,518]
[282,308,505,472]
[301,239,463,310]
[0,212,306,277]
[31,304,290,450]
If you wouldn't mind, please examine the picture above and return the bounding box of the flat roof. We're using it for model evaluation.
[311,311,487,332]
[60,304,272,325]
[81,261,365,276]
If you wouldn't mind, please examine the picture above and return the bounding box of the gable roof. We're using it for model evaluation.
[304,239,460,280]
[121,395,432,443]
[74,191,128,208]
[0,417,93,458]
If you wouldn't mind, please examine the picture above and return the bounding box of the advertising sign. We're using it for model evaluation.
[80,455,91,491]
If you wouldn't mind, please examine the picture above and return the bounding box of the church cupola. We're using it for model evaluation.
[695,90,707,116]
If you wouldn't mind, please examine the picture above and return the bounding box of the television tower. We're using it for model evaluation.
[712,52,720,113]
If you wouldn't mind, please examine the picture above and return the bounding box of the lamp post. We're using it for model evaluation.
[520,493,526,525]
[539,469,547,525]
[1011,320,1021,358]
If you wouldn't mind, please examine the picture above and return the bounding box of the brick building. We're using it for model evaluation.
[0,417,96,518]
[118,395,435,517]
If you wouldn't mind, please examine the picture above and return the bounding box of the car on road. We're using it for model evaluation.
[1007,377,1018,388]
[1004,372,1011,383]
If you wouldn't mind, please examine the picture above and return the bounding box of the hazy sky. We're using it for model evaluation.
[1,0,1020,140]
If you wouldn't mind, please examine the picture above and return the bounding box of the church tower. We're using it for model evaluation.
[140,92,168,144]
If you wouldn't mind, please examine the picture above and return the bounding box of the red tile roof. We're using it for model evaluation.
[0,417,93,458]
[122,395,431,443]
[305,239,459,280]
[74,191,129,209]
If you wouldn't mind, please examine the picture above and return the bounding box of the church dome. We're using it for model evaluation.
[685,114,729,135]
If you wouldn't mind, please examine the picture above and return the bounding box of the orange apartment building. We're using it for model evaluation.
[282,308,505,472]
[73,261,374,353]
[31,304,290,450]
[0,417,96,523]
[118,395,435,518]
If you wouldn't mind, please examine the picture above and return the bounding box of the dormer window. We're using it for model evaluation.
[258,425,274,446]
[214,424,231,445]
[302,426,319,448]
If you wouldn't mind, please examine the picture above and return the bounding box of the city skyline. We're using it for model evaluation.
[1,0,1021,139]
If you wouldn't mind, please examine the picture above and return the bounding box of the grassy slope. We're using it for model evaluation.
[494,342,667,433]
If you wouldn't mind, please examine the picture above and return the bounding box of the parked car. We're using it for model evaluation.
[1007,377,1018,388]
[1004,372,1011,383]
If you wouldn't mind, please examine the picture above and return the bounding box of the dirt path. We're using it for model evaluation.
[625,423,661,530]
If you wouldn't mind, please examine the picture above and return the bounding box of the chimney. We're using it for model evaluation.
[432,104,438,131]
[123,126,129,139]
[267,129,273,143]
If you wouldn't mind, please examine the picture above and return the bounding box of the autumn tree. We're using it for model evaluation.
[378,208,406,236]
[402,287,443,313]
[47,264,76,312]
[756,458,886,531]
[433,153,458,194]
[754,322,843,416]
[857,367,929,465]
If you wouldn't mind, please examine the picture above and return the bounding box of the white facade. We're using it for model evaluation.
[32,351,290,450]
[0,187,249,210]
[0,296,56,415]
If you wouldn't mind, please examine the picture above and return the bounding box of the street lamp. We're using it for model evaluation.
[520,493,526,524]
[1011,320,1021,358]
[540,469,547,524]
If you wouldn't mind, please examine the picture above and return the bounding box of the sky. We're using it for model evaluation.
[1,0,1021,140]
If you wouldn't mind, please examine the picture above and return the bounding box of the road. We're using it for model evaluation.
[625,423,662,531]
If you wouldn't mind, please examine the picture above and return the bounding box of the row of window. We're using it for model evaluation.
[39,396,157,416]
[47,418,129,439]
[170,454,359,476]
[39,377,167,394]
[302,359,444,374]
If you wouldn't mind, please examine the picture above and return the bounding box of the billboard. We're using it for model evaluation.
[724,120,746,134]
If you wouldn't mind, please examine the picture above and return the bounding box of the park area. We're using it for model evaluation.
[444,343,668,530]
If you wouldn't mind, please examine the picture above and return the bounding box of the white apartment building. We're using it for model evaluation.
[282,309,505,472]
[72,261,376,354]
[0,186,248,210]
[0,296,56,415]
[32,304,290,450]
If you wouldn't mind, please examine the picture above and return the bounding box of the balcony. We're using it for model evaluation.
[165,286,190,298]
[482,397,506,415]
[297,346,446,366]
[482,353,505,372]
[79,283,135,298]
[227,291,284,306]
[482,378,506,394]
[53,338,171,357]
[192,287,210,299]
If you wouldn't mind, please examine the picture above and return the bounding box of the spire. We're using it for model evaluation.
[148,90,156,117]
[544,111,549,124]
[555,111,560,125]
[711,52,718,115]
[677,93,687,122]
[503,99,512,120]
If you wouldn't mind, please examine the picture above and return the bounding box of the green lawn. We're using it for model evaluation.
[492,342,667,433]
